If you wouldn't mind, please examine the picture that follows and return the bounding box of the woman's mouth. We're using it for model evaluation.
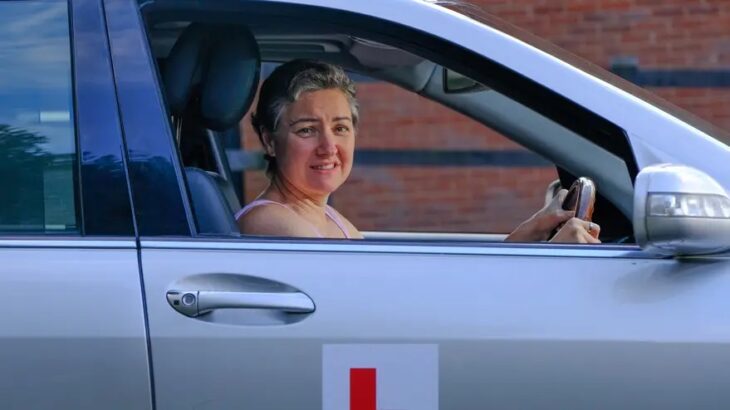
[311,163,337,171]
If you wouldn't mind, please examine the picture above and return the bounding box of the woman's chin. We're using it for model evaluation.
[305,180,344,196]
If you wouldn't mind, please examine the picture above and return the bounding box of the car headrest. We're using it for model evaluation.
[163,24,260,131]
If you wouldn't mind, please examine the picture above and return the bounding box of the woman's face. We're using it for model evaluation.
[267,88,355,198]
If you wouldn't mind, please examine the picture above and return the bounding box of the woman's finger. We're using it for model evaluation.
[552,210,575,225]
[585,231,601,243]
[579,224,601,243]
[585,221,601,239]
[554,188,569,204]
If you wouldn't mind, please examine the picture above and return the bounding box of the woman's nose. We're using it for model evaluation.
[317,131,337,155]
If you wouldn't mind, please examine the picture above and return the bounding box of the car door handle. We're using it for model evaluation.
[166,290,315,317]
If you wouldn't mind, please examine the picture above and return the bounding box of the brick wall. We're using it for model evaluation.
[468,0,730,134]
[240,1,730,235]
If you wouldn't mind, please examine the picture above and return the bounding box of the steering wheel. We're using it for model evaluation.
[546,176,599,241]
[562,177,596,222]
[555,169,634,243]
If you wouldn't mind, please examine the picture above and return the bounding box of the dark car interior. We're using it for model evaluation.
[161,23,259,235]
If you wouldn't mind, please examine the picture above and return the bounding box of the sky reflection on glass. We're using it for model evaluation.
[0,1,74,155]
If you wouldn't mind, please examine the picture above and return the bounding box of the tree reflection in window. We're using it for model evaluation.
[0,124,75,231]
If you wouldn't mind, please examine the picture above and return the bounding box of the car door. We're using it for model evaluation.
[105,0,730,409]
[0,0,152,408]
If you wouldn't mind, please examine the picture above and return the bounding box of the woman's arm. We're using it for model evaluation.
[237,206,321,238]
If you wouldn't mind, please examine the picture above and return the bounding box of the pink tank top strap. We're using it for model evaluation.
[235,199,292,220]
[235,199,349,239]
[235,199,326,238]
[325,205,352,239]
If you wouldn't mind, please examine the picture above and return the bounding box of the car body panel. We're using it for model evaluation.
[141,239,730,408]
[0,240,152,409]
[0,0,152,407]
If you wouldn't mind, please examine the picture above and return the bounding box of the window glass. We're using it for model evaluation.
[0,1,78,233]
[240,66,558,234]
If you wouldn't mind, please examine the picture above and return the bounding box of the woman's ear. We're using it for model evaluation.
[261,131,276,157]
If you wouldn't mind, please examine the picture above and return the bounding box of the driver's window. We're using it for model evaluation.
[239,65,558,235]
[144,12,633,242]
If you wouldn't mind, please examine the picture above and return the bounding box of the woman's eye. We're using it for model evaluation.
[296,127,315,137]
[335,125,350,134]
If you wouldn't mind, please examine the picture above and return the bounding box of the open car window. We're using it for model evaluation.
[141,2,638,243]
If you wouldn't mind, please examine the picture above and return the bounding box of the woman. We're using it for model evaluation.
[236,59,600,243]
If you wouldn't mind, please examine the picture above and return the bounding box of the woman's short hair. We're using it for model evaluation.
[251,59,359,175]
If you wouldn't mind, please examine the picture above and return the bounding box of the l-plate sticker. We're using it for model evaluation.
[322,344,439,410]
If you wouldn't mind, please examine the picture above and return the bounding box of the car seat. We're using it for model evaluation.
[163,23,260,235]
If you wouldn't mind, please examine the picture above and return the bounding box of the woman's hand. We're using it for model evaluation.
[550,217,601,244]
[505,189,601,243]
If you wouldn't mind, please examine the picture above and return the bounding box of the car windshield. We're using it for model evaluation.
[432,0,730,146]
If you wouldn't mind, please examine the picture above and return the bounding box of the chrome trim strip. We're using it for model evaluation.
[141,239,658,259]
[362,231,508,241]
[0,238,137,249]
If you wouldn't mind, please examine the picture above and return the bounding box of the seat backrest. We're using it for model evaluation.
[185,168,239,235]
[163,24,260,234]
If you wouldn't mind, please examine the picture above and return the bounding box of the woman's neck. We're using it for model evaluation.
[264,175,329,220]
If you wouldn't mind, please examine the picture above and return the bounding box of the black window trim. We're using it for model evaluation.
[72,0,137,236]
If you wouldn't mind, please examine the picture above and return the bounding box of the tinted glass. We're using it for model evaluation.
[0,0,78,233]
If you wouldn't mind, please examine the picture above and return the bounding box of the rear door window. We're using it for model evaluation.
[0,0,78,233]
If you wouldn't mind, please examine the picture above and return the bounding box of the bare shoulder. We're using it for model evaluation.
[237,204,316,237]
[328,206,363,239]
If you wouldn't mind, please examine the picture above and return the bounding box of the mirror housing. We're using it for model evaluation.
[634,164,730,256]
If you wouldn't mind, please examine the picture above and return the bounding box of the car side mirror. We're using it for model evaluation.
[633,164,730,256]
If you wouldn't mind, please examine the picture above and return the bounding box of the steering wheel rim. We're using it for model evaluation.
[562,177,596,222]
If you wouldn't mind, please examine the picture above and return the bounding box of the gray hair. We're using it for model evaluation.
[251,60,359,175]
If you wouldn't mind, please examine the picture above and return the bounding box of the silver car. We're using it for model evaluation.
[2,0,730,408]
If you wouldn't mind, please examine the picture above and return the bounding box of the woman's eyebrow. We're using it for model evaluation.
[288,117,319,126]
[289,116,352,126]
